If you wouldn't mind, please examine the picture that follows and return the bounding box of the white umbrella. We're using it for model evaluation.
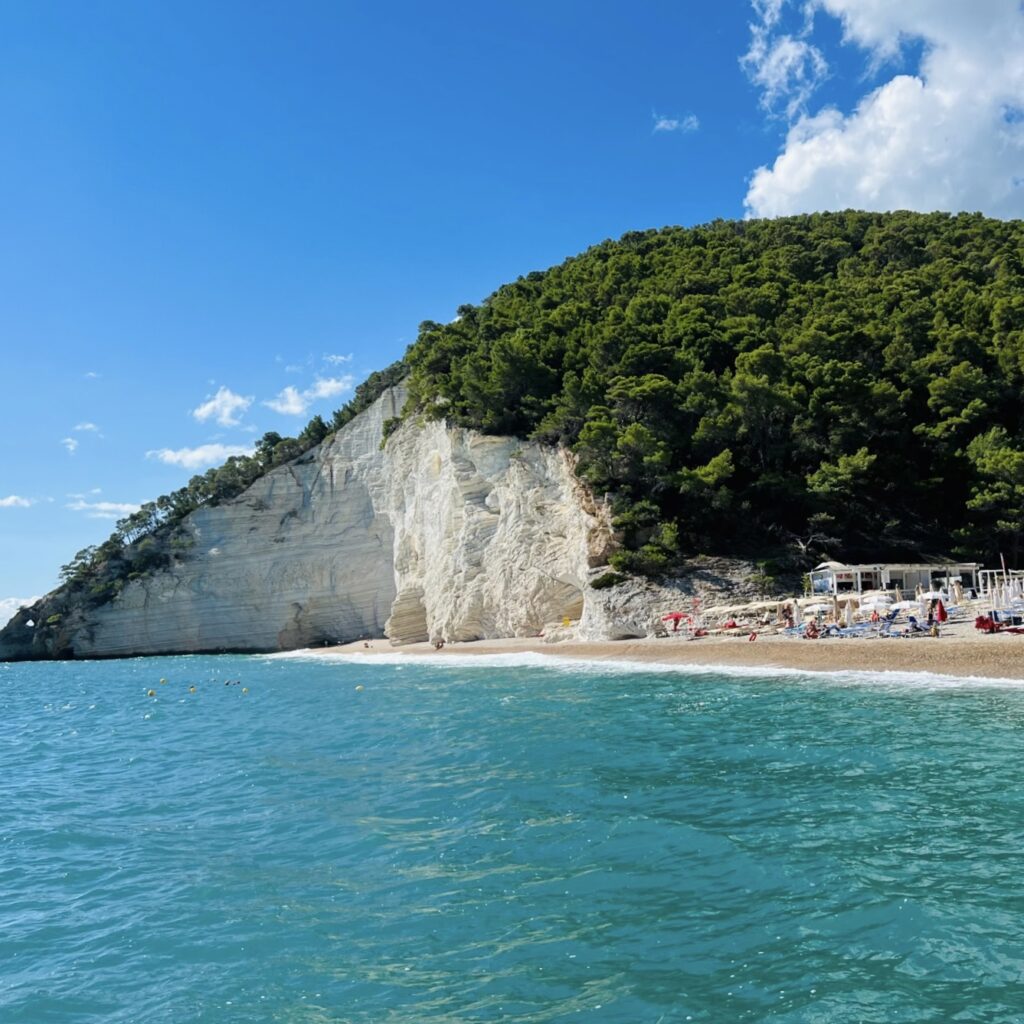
[802,602,831,614]
[891,600,918,610]
[843,601,854,627]
[920,590,943,600]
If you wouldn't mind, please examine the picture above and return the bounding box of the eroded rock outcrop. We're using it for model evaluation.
[577,557,769,640]
[0,388,616,659]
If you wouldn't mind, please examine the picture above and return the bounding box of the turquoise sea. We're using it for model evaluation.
[3,653,1024,1023]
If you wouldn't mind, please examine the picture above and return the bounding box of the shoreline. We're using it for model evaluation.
[302,624,1024,681]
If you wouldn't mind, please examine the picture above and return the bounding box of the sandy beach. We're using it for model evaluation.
[306,618,1024,681]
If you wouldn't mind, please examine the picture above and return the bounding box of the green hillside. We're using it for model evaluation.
[60,210,1024,601]
[402,211,1024,572]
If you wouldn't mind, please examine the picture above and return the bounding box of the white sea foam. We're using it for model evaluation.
[263,648,1024,691]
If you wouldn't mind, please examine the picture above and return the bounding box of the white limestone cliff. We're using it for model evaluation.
[380,421,613,643]
[3,387,616,658]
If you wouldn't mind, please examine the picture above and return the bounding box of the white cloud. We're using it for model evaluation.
[0,495,34,508]
[744,0,1024,218]
[60,437,78,454]
[742,1,828,119]
[84,371,100,379]
[652,112,700,133]
[263,375,354,416]
[146,443,254,470]
[263,386,306,416]
[66,499,142,519]
[324,353,353,365]
[74,422,100,432]
[308,376,353,400]
[192,386,253,427]
[1,596,40,626]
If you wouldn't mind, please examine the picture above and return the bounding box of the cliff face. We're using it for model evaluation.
[1,388,616,659]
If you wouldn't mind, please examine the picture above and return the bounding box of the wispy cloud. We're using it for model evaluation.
[741,0,827,120]
[60,437,78,454]
[263,375,354,417]
[147,443,254,470]
[84,371,100,380]
[264,386,306,416]
[74,422,100,433]
[66,498,141,519]
[324,353,353,365]
[192,386,253,427]
[652,112,700,133]
[0,495,34,508]
[1,596,40,626]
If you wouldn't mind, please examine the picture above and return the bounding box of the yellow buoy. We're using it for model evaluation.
[242,687,249,694]
[159,678,167,685]
[147,689,156,697]
[355,684,364,692]
[189,685,196,694]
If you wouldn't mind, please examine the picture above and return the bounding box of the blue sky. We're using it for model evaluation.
[3,0,1023,611]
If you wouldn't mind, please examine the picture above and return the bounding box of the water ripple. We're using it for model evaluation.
[3,656,1024,1021]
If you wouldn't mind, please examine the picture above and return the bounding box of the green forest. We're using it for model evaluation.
[402,211,1024,573]
[62,211,1024,600]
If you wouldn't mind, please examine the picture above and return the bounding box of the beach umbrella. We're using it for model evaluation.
[891,600,919,610]
[843,601,853,627]
[935,598,948,623]
[661,611,686,632]
[802,602,831,614]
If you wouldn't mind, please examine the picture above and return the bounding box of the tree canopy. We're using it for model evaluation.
[58,210,1024,603]
[402,211,1024,570]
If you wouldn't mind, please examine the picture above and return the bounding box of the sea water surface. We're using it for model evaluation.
[3,653,1024,1023]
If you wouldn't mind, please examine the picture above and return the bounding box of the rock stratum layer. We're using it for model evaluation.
[1,389,623,659]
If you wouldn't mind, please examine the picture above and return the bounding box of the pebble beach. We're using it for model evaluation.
[317,616,1024,682]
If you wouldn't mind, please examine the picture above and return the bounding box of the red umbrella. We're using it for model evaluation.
[661,611,687,632]
[935,598,948,623]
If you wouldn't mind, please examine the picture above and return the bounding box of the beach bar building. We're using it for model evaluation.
[808,561,981,597]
